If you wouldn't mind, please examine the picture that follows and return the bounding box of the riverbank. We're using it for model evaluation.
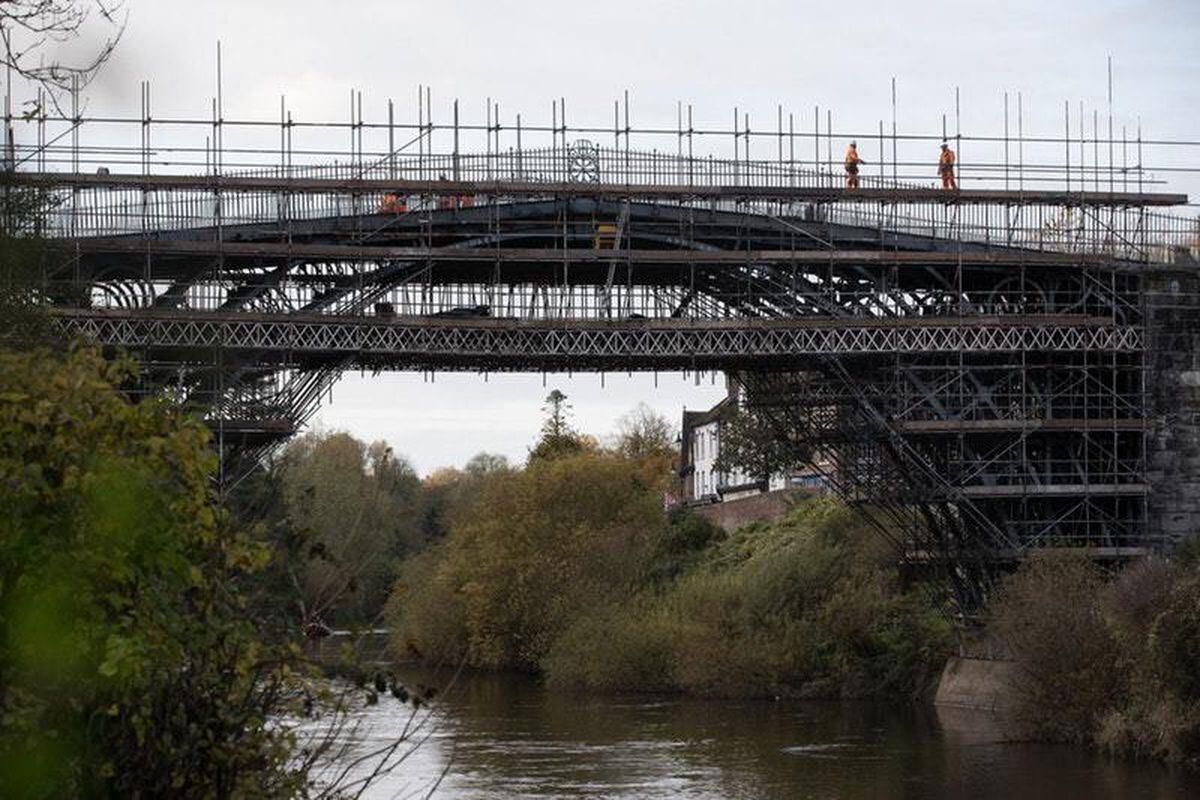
[386,456,953,700]
[383,450,1200,771]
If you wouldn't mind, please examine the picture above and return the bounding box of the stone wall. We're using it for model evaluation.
[1146,269,1200,547]
[690,488,807,531]
[934,656,1019,712]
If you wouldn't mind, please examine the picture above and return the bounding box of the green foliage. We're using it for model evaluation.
[989,552,1123,743]
[271,432,424,627]
[611,402,679,493]
[1149,574,1200,704]
[388,473,953,701]
[712,403,804,485]
[388,452,666,671]
[990,553,1200,767]
[418,452,512,541]
[0,347,305,797]
[528,390,591,463]
[546,498,951,699]
[0,177,74,349]
[613,402,676,461]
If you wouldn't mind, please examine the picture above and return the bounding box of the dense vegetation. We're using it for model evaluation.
[988,552,1200,767]
[385,444,954,700]
[0,348,308,797]
[229,431,428,634]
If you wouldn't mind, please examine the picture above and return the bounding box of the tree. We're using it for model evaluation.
[612,403,678,491]
[388,451,665,671]
[464,451,510,477]
[542,389,572,437]
[0,1,126,114]
[419,453,512,540]
[712,403,804,487]
[529,389,589,463]
[0,4,123,348]
[272,431,424,628]
[989,553,1124,743]
[613,402,676,460]
[0,170,75,349]
[0,347,304,796]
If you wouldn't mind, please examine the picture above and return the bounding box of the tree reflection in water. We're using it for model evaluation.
[323,667,1200,800]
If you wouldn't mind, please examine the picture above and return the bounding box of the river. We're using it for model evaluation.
[304,667,1200,799]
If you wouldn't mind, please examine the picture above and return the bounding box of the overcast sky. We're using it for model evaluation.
[46,0,1200,473]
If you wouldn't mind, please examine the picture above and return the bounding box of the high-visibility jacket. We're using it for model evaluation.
[939,148,956,171]
[381,193,407,213]
[845,146,862,167]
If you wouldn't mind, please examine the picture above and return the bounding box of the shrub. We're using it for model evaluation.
[538,497,951,699]
[386,544,471,666]
[543,600,677,693]
[387,452,665,671]
[0,348,306,797]
[988,552,1124,743]
[1149,574,1200,705]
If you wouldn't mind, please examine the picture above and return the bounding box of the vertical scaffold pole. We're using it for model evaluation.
[453,98,460,180]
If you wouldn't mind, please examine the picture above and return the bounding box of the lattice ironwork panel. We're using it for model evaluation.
[53,311,1143,370]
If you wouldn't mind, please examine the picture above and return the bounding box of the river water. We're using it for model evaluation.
[311,668,1200,799]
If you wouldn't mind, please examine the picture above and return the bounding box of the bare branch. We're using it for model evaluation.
[0,1,127,115]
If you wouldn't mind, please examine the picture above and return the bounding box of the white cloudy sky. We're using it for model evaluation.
[41,0,1200,473]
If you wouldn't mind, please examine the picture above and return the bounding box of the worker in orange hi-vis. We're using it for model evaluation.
[844,141,865,189]
[379,192,407,213]
[938,142,958,190]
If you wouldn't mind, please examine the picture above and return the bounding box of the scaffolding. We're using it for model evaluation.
[9,83,1200,602]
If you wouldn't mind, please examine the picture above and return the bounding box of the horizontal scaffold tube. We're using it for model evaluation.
[64,237,1144,268]
[16,172,1188,207]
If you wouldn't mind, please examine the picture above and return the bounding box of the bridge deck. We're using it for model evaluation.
[19,172,1188,207]
[68,237,1149,268]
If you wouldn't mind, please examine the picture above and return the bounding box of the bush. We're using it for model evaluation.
[1149,575,1200,704]
[388,452,665,671]
[543,600,677,693]
[386,544,471,666]
[988,552,1123,743]
[988,551,1200,767]
[393,485,954,701]
[0,348,306,797]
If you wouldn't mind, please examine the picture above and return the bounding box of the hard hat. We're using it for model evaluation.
[850,141,856,146]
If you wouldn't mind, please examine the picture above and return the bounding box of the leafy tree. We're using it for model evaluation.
[713,403,803,487]
[419,452,511,540]
[989,552,1123,743]
[0,175,74,349]
[542,389,571,437]
[464,451,510,477]
[271,431,424,628]
[388,452,664,671]
[612,402,678,491]
[0,347,305,797]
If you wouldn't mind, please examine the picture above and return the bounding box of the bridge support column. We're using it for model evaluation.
[1147,270,1200,549]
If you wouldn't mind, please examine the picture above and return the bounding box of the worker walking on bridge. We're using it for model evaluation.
[938,142,957,190]
[844,141,865,189]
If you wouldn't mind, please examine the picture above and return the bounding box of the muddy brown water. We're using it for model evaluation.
[305,667,1200,799]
